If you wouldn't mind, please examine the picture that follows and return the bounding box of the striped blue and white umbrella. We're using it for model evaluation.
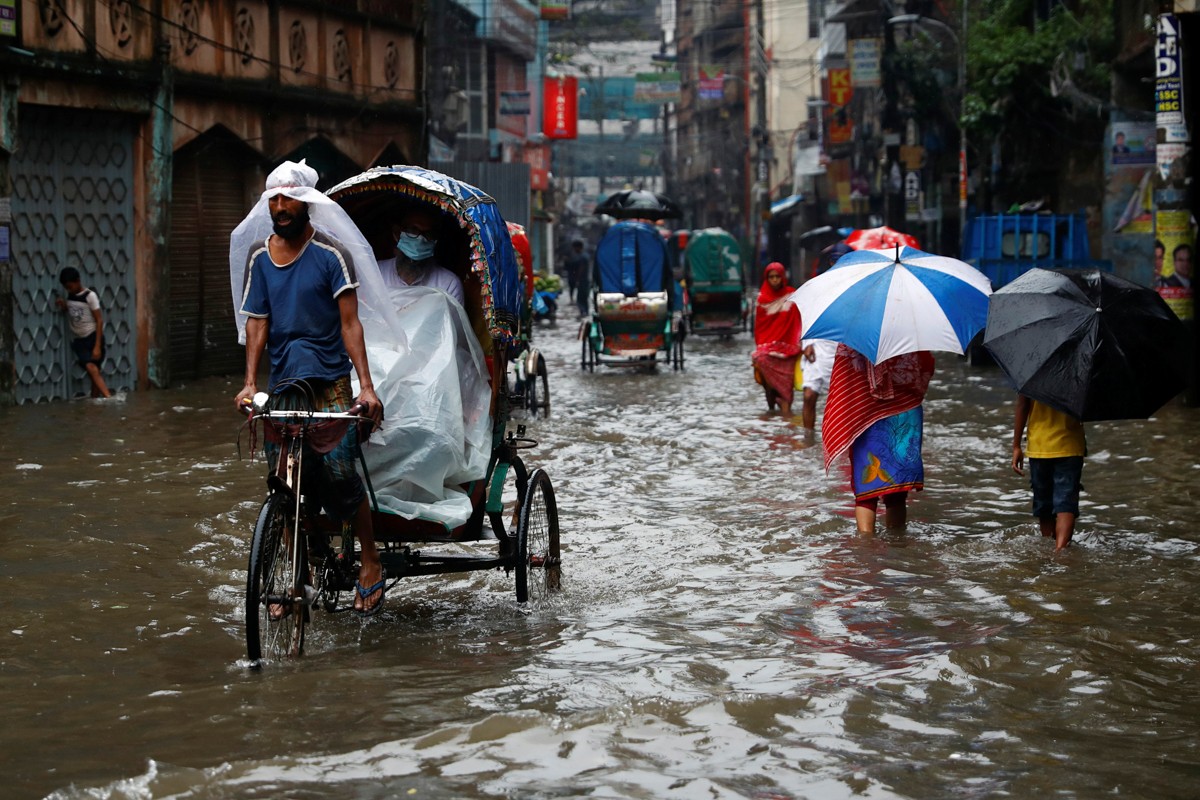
[790,246,993,364]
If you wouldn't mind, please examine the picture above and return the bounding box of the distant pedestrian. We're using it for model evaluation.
[822,345,934,533]
[751,262,802,417]
[1011,394,1086,551]
[56,266,112,398]
[565,240,590,316]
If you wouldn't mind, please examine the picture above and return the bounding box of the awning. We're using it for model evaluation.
[771,194,805,217]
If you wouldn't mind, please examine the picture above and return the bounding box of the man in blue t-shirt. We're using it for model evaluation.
[235,187,388,617]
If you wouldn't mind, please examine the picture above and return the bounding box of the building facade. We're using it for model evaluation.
[0,0,424,404]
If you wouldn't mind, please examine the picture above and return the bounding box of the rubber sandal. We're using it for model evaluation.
[354,569,387,618]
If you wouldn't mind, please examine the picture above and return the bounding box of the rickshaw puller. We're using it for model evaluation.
[233,160,387,617]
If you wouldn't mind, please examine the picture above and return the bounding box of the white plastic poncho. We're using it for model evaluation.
[354,286,492,529]
[228,159,406,349]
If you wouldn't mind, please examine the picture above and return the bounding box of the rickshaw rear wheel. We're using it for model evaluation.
[515,469,561,604]
[580,333,596,372]
[672,334,685,371]
[246,493,306,665]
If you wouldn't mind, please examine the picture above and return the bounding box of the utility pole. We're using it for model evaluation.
[958,1,968,258]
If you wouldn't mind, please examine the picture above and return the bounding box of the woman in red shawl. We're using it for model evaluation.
[752,262,803,416]
[822,344,935,533]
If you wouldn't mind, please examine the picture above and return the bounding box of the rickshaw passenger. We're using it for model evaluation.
[361,283,493,529]
[232,160,388,618]
[344,202,491,530]
[378,209,466,307]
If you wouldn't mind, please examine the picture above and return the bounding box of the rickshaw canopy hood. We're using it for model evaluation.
[685,228,744,287]
[326,165,522,342]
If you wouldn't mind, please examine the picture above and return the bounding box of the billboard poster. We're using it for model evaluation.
[523,144,550,191]
[1155,14,1189,182]
[849,39,882,87]
[1110,122,1155,167]
[543,76,578,139]
[500,90,531,116]
[826,69,854,145]
[698,66,724,100]
[0,0,16,40]
[634,72,680,104]
[540,1,569,20]
[1156,209,1194,320]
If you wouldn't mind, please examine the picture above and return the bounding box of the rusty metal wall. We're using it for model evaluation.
[10,107,137,403]
[169,135,255,380]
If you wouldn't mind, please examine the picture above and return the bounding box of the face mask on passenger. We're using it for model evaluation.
[398,232,436,261]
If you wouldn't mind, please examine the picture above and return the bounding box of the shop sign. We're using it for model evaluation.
[543,76,578,139]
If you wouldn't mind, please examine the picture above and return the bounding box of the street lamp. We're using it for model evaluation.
[887,12,968,257]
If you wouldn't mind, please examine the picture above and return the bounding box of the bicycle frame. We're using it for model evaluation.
[245,403,369,664]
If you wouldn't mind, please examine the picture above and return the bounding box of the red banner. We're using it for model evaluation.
[523,144,551,191]
[543,76,578,140]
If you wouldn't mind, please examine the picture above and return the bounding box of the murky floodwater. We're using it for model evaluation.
[4,317,1200,800]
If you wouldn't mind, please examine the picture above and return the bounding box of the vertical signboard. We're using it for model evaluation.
[1155,13,1188,180]
[543,76,578,139]
[849,39,882,88]
[826,68,854,144]
[1155,13,1192,321]
[0,0,17,40]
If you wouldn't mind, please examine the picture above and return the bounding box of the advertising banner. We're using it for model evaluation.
[0,0,16,40]
[1155,14,1189,182]
[543,76,578,139]
[634,72,681,104]
[523,144,550,191]
[1156,209,1194,321]
[540,1,569,20]
[1110,122,1155,168]
[849,39,882,88]
[499,90,531,116]
[826,69,854,145]
[698,66,725,100]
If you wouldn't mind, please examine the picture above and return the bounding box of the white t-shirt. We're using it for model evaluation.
[64,288,100,338]
[378,256,465,307]
[800,338,838,395]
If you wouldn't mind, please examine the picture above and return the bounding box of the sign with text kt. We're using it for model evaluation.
[543,76,579,139]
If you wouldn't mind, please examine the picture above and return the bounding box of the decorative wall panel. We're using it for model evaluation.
[11,107,137,403]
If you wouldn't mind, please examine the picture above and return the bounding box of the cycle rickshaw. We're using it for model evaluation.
[682,227,748,337]
[242,166,561,665]
[580,219,684,371]
[505,221,550,416]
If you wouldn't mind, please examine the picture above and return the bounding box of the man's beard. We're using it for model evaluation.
[272,206,311,240]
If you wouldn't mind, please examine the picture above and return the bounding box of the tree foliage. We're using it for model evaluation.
[964,0,1114,141]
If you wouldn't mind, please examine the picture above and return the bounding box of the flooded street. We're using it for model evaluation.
[4,319,1200,800]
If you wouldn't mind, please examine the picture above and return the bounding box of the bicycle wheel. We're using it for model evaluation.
[515,469,561,604]
[245,492,306,665]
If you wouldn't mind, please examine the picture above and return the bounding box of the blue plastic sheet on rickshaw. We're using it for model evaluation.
[594,221,677,306]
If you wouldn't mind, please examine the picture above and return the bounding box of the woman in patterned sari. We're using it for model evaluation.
[822,344,935,533]
[751,262,803,416]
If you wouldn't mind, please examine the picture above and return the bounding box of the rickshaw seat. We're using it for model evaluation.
[370,476,489,543]
[595,291,670,323]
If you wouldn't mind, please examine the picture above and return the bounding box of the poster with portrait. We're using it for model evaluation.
[1155,209,1194,320]
[1110,122,1155,168]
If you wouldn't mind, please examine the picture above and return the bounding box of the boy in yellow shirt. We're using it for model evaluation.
[1011,394,1086,551]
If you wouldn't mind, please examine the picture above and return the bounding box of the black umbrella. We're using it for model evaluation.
[594,189,681,220]
[983,268,1188,421]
